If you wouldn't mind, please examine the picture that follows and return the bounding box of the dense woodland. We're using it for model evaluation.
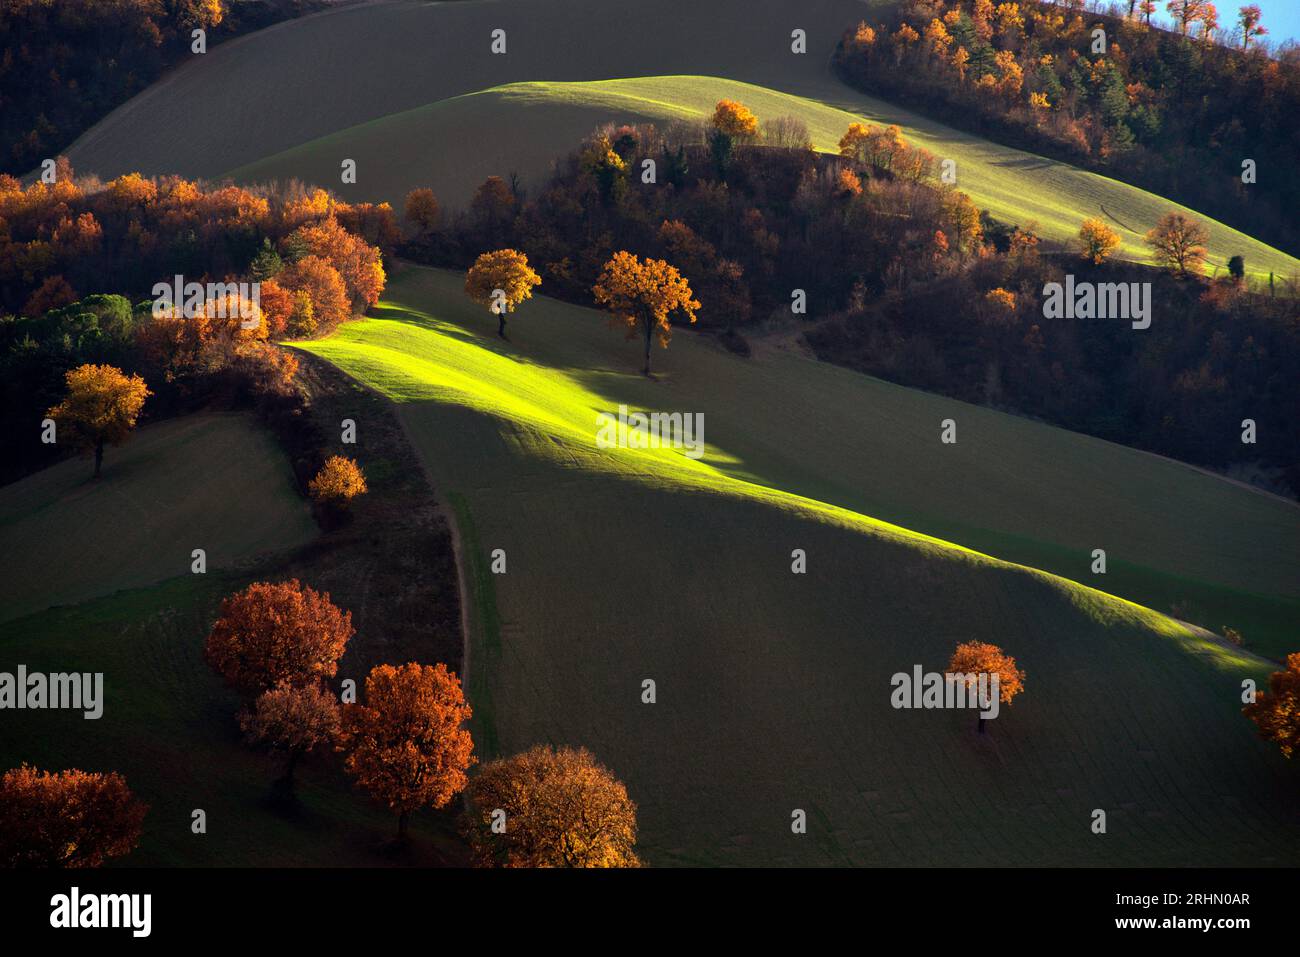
[404,112,1300,495]
[0,165,395,481]
[0,0,319,176]
[834,0,1300,255]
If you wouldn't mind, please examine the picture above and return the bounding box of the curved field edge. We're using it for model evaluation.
[230,75,1300,280]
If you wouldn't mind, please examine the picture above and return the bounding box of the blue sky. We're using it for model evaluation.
[1142,1,1299,46]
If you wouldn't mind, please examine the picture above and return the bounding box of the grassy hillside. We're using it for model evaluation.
[0,413,316,623]
[292,265,1299,865]
[231,76,1300,279]
[63,0,1297,278]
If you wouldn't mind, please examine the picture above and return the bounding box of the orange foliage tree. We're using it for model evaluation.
[240,682,341,792]
[46,363,150,478]
[1078,217,1122,264]
[946,640,1026,733]
[464,248,542,338]
[286,217,386,309]
[307,455,368,508]
[1145,211,1209,276]
[338,662,475,840]
[464,745,640,868]
[0,765,147,867]
[1243,653,1300,758]
[709,99,759,176]
[279,255,350,331]
[403,188,441,238]
[205,580,354,697]
[592,251,700,376]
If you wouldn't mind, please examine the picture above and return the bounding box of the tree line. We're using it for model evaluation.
[0,169,395,482]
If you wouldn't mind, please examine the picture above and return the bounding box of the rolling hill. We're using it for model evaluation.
[62,0,1298,279]
[291,264,1300,865]
[0,413,316,623]
[229,75,1299,279]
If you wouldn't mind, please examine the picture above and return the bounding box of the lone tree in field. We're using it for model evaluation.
[308,455,368,509]
[464,248,541,338]
[1078,217,1122,265]
[240,682,341,795]
[1243,653,1300,759]
[946,640,1026,733]
[0,765,147,868]
[46,363,150,479]
[593,251,700,376]
[464,745,639,868]
[709,98,758,177]
[338,662,474,841]
[205,580,354,697]
[1145,212,1209,276]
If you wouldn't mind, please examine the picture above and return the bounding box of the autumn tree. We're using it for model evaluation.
[46,363,151,479]
[279,255,350,331]
[240,682,341,793]
[205,580,354,697]
[1243,653,1300,758]
[464,745,639,868]
[593,252,700,376]
[708,99,759,177]
[308,455,368,508]
[338,662,474,840]
[1078,217,1122,264]
[403,188,441,238]
[1237,4,1266,49]
[464,249,542,338]
[1167,0,1211,35]
[946,641,1026,733]
[1145,211,1209,275]
[287,217,386,309]
[0,765,147,868]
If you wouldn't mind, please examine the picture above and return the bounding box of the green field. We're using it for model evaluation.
[63,0,1297,279]
[0,413,317,623]
[292,265,1299,866]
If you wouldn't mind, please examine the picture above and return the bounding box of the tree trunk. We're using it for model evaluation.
[498,312,507,338]
[93,439,104,479]
[642,313,653,376]
[283,749,302,789]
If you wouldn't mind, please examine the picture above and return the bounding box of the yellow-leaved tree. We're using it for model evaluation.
[46,363,151,479]
[308,455,368,509]
[1078,217,1121,264]
[464,248,542,338]
[592,251,700,376]
[463,745,639,868]
[709,99,759,176]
